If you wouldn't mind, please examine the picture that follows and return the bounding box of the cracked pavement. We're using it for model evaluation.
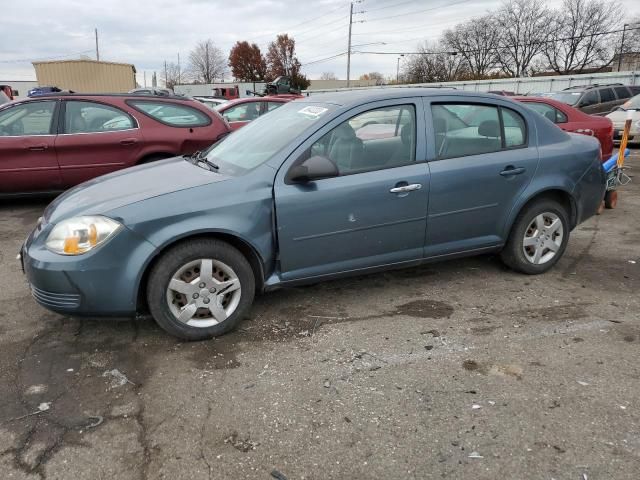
[0,150,639,479]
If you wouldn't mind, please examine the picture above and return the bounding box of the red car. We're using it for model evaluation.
[0,93,230,196]
[215,95,301,130]
[514,96,613,160]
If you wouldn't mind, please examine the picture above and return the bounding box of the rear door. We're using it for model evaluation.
[425,100,538,257]
[55,100,142,187]
[0,100,61,194]
[597,87,619,115]
[578,90,600,115]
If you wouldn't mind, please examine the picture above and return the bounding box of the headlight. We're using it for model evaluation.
[46,216,122,255]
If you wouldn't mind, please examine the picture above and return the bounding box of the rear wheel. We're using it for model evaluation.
[604,190,618,209]
[500,199,570,274]
[147,239,255,340]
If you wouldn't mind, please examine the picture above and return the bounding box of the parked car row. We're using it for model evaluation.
[0,93,230,195]
[20,88,606,340]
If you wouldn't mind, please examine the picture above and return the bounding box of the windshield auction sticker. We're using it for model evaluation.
[298,106,328,118]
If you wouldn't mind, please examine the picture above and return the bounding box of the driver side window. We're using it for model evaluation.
[309,104,416,176]
[0,101,56,136]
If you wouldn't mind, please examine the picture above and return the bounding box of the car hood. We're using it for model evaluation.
[45,157,230,224]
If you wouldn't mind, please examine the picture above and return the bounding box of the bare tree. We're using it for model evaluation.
[402,42,469,83]
[187,39,227,84]
[621,16,640,54]
[359,72,385,85]
[161,62,181,90]
[494,0,552,77]
[543,0,621,74]
[320,71,337,80]
[442,15,500,79]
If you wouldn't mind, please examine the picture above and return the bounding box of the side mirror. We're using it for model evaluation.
[288,155,339,183]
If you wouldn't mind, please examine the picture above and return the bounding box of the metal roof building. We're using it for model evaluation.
[32,59,136,93]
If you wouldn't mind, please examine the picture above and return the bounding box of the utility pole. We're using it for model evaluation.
[618,24,628,72]
[95,28,100,62]
[346,2,353,87]
[164,61,168,88]
[177,53,181,85]
[396,54,404,83]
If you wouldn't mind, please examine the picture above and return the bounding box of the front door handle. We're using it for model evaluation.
[27,144,48,151]
[500,166,526,177]
[119,138,138,146]
[390,183,422,193]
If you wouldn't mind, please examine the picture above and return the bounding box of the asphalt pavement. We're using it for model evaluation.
[1,150,639,480]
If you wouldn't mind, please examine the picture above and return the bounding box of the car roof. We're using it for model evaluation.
[18,93,193,102]
[296,87,500,107]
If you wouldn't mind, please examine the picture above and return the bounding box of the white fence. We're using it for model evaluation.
[303,71,640,96]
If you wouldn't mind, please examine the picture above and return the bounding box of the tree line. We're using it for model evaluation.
[402,0,640,84]
[163,34,309,90]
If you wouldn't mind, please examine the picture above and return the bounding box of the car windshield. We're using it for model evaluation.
[205,102,335,174]
[621,94,640,110]
[549,92,582,106]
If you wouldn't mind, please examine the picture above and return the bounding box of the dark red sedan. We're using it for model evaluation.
[0,93,230,196]
[215,95,301,131]
[514,96,613,160]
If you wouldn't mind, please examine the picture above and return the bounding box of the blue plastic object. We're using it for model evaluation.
[603,149,630,173]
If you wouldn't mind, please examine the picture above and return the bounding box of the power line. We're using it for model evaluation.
[353,25,640,57]
[363,0,473,23]
[365,0,422,13]
[301,52,348,67]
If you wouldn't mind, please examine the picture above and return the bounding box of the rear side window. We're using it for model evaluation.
[599,88,615,103]
[64,101,135,133]
[524,102,567,123]
[127,100,211,127]
[501,108,526,147]
[614,86,631,100]
[432,103,526,159]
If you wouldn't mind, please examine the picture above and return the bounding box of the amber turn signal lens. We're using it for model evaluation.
[63,236,80,254]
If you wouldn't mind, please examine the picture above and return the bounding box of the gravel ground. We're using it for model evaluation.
[0,150,639,480]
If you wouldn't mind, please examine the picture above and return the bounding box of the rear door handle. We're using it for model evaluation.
[119,138,138,146]
[27,145,48,151]
[500,166,525,177]
[390,183,422,193]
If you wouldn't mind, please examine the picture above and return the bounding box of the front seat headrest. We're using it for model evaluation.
[478,120,500,138]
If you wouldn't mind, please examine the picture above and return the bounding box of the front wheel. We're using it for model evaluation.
[147,239,255,340]
[500,199,570,274]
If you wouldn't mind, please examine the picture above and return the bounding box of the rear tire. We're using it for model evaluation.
[146,239,255,341]
[604,190,618,209]
[500,199,570,275]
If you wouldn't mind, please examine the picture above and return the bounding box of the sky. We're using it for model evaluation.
[1,0,639,86]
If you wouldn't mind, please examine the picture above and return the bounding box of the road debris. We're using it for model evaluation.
[270,469,288,480]
[471,404,482,410]
[577,380,590,386]
[468,451,483,458]
[102,369,136,388]
[1,402,51,424]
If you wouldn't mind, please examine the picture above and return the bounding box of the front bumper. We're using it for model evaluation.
[22,220,157,316]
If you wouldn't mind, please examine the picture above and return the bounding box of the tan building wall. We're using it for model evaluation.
[32,60,136,93]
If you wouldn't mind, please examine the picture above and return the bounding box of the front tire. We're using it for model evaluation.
[500,199,570,274]
[147,239,255,340]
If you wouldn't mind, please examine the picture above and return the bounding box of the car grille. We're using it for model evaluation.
[30,286,81,309]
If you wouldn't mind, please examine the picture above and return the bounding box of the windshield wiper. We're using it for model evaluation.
[185,151,219,171]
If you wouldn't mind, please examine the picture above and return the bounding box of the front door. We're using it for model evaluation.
[274,100,429,281]
[55,100,141,187]
[0,100,61,194]
[425,100,539,257]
